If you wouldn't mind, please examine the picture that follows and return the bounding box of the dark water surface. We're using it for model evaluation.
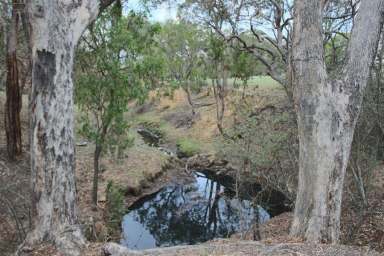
[121,171,271,250]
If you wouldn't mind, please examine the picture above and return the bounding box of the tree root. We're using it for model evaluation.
[16,224,85,256]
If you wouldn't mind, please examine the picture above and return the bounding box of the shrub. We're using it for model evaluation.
[105,181,125,234]
[217,104,298,202]
[176,138,201,157]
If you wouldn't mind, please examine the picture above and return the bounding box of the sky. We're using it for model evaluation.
[122,1,276,38]
[124,0,178,23]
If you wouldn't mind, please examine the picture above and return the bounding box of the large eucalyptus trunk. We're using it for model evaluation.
[24,1,114,255]
[291,0,384,243]
[5,0,22,160]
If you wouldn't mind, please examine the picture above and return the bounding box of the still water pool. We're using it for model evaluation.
[121,171,270,250]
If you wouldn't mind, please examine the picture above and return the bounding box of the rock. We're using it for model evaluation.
[103,243,142,255]
[76,141,88,147]
[137,127,162,147]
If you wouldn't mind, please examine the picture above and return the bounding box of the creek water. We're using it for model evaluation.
[120,171,271,250]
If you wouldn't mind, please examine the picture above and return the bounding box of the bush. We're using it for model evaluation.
[217,104,298,202]
[176,138,201,157]
[105,181,125,234]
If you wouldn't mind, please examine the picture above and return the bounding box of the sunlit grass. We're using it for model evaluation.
[210,75,282,89]
[176,137,202,157]
[247,76,281,88]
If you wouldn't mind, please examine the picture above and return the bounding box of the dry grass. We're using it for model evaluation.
[0,93,31,255]
[135,82,288,156]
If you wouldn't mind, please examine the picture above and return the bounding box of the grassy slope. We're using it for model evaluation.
[129,76,286,156]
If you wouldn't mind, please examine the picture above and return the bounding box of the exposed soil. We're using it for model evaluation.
[0,93,31,255]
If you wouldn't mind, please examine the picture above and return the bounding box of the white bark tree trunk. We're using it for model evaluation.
[23,1,114,255]
[291,0,384,243]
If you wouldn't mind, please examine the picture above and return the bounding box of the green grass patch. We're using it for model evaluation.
[176,138,202,157]
[247,76,281,88]
[133,111,162,124]
[133,112,175,139]
[225,75,281,89]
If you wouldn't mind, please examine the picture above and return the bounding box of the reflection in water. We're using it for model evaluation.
[121,172,270,250]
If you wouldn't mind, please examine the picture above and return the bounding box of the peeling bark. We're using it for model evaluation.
[291,0,384,243]
[23,1,115,255]
[5,0,22,160]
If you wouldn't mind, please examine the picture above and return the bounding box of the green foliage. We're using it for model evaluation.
[158,21,207,92]
[106,181,126,231]
[207,33,227,64]
[176,138,201,157]
[111,0,123,19]
[205,33,228,79]
[204,32,268,85]
[231,49,256,88]
[75,10,163,152]
[325,33,349,73]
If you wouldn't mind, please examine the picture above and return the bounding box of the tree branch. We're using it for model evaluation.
[100,0,116,13]
[341,0,384,95]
